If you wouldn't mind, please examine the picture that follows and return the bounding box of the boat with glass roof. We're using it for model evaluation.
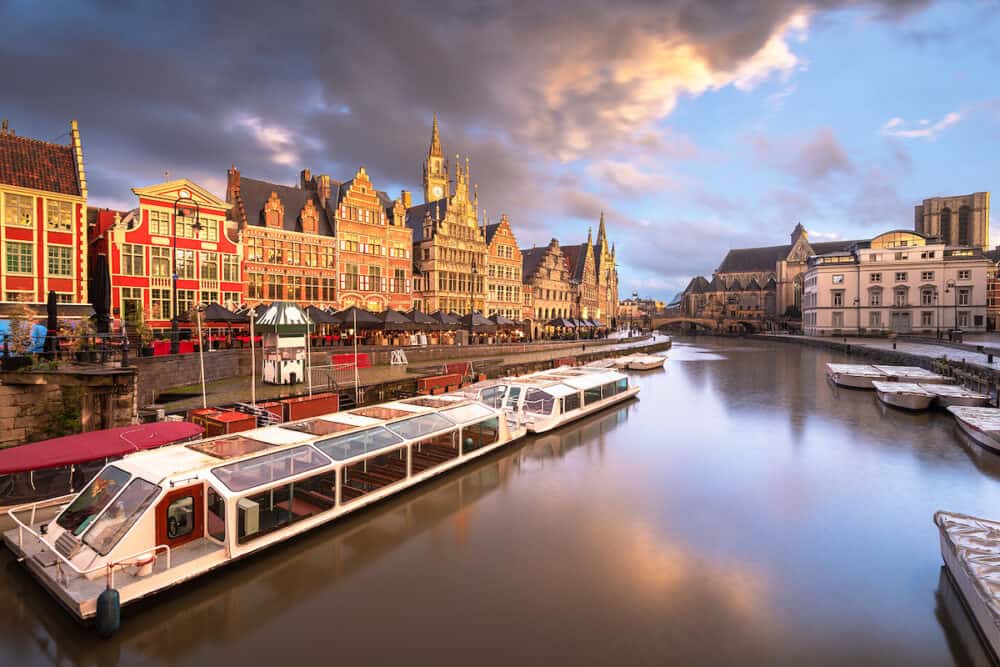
[453,365,639,434]
[3,396,524,625]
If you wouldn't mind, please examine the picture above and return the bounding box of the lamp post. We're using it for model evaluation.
[853,296,860,336]
[631,290,638,335]
[247,306,257,406]
[934,290,940,338]
[946,279,957,334]
[469,258,478,343]
[171,192,203,354]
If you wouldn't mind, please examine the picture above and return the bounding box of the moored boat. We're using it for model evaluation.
[919,383,990,408]
[4,396,525,627]
[872,381,934,411]
[622,354,665,371]
[947,406,1000,453]
[872,365,953,385]
[933,510,1000,661]
[825,363,887,389]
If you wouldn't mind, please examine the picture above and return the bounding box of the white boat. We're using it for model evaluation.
[622,354,665,371]
[825,363,887,389]
[871,365,953,384]
[455,366,639,434]
[933,510,1000,660]
[872,381,935,411]
[583,359,617,369]
[919,383,990,408]
[947,406,1000,453]
[4,396,526,626]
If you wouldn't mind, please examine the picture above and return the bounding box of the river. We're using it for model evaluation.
[2,337,998,666]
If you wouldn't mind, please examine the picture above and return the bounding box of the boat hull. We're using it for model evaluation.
[875,390,934,411]
[952,416,1000,454]
[626,359,665,371]
[526,387,639,434]
[937,395,991,408]
[827,371,878,389]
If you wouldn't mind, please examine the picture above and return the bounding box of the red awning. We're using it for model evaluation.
[0,422,205,474]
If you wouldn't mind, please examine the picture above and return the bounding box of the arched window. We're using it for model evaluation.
[958,205,972,246]
[940,207,952,244]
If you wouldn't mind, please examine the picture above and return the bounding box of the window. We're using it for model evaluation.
[47,245,72,276]
[213,445,330,492]
[562,393,581,413]
[207,487,226,542]
[921,311,933,327]
[151,288,170,320]
[176,249,196,279]
[151,247,170,276]
[869,311,882,328]
[831,291,844,307]
[166,496,195,540]
[921,271,934,281]
[56,465,131,536]
[895,272,907,282]
[176,213,205,239]
[322,277,336,302]
[958,311,970,327]
[200,252,218,281]
[46,200,73,231]
[341,447,410,502]
[409,431,458,475]
[870,254,881,263]
[248,272,264,299]
[894,288,908,307]
[223,291,240,305]
[584,386,603,405]
[123,243,144,276]
[305,276,319,301]
[832,311,844,328]
[121,287,142,322]
[266,274,282,300]
[5,241,32,273]
[316,427,404,461]
[920,288,934,306]
[287,275,302,301]
[222,254,239,282]
[958,270,971,281]
[149,209,170,236]
[832,274,844,284]
[895,252,908,260]
[177,289,195,317]
[524,389,555,415]
[869,289,882,307]
[83,477,159,556]
[870,273,882,283]
[4,193,33,226]
[369,265,382,292]
[958,288,971,306]
[201,291,218,306]
[462,417,500,454]
[342,263,360,291]
[237,470,337,544]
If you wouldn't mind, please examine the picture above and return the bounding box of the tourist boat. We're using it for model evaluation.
[3,397,524,627]
[0,422,204,530]
[919,384,990,408]
[947,406,1000,453]
[872,381,935,411]
[871,365,953,384]
[454,366,639,434]
[825,364,888,389]
[933,510,1000,661]
[613,354,665,371]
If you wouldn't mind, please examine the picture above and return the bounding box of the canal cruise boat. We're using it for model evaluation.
[455,366,640,434]
[3,397,525,628]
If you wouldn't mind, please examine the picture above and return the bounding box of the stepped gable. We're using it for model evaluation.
[0,130,80,195]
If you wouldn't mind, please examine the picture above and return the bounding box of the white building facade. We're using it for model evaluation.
[803,230,991,336]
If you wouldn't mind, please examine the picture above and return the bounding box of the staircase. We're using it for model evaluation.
[232,402,280,427]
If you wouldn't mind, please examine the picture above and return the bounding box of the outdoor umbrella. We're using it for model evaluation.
[44,290,58,355]
[202,303,249,323]
[489,313,518,330]
[547,317,576,328]
[429,311,461,330]
[406,309,439,330]
[379,308,416,331]
[91,254,111,334]
[305,305,337,325]
[459,311,497,333]
[330,306,382,330]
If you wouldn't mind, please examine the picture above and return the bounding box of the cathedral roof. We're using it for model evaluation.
[405,198,449,242]
[763,276,777,290]
[708,275,724,291]
[716,240,859,274]
[745,276,762,290]
[238,176,335,236]
[727,278,743,291]
[683,276,711,294]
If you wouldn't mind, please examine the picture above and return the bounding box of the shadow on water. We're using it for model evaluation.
[935,567,997,667]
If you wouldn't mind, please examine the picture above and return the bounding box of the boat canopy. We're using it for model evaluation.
[0,422,204,474]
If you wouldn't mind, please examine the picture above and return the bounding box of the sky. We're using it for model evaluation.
[3,0,999,302]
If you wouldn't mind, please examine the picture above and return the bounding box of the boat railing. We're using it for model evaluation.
[7,500,173,584]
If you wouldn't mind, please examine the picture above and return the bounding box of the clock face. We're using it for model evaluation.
[432,185,443,198]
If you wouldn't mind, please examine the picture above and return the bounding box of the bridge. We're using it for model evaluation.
[647,315,770,333]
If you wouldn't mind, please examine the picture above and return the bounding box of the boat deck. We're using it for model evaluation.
[871,381,932,396]
[872,365,952,384]
[947,406,1000,430]
[826,364,885,377]
[920,384,990,401]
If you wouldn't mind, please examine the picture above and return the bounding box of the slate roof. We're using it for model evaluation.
[405,198,448,243]
[716,240,860,273]
[745,276,762,290]
[521,247,548,280]
[560,243,591,283]
[484,222,502,245]
[0,132,80,196]
[686,276,710,294]
[708,275,723,291]
[238,177,336,236]
[727,278,743,291]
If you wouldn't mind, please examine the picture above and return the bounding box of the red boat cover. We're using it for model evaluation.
[0,422,205,474]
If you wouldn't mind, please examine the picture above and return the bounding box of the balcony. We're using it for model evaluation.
[201,279,219,291]
[150,276,171,288]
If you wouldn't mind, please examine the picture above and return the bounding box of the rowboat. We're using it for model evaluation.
[872,382,935,411]
[947,406,1000,453]
[825,364,887,389]
[614,354,665,371]
[919,384,990,408]
[871,365,953,384]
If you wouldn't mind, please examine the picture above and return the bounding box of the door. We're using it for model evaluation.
[891,311,911,334]
[156,484,205,549]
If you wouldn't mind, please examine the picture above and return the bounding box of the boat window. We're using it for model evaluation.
[341,448,408,504]
[562,393,581,413]
[601,382,618,399]
[166,496,195,540]
[207,487,226,542]
[411,431,459,475]
[462,418,500,454]
[213,445,331,492]
[441,402,494,424]
[385,413,454,440]
[189,436,274,460]
[350,406,414,421]
[480,386,506,409]
[282,419,358,436]
[505,386,522,410]
[315,426,404,461]
[584,386,603,406]
[82,477,160,556]
[616,378,628,393]
[56,465,131,536]
[524,389,555,415]
[237,469,338,544]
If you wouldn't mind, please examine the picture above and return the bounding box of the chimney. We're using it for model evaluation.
[401,190,412,208]
[1,119,7,135]
[316,174,331,202]
[300,168,313,189]
[226,165,241,203]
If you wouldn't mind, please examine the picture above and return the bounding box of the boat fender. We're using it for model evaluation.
[96,587,120,639]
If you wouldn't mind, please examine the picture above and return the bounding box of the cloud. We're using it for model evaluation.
[752,127,853,184]
[880,111,962,139]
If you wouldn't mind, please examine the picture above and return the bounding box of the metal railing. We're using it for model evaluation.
[1,332,132,368]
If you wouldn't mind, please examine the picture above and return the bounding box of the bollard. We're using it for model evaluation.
[990,354,995,365]
[892,341,896,350]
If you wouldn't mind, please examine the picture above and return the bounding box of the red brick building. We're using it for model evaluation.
[0,119,89,310]
[484,214,523,322]
[90,179,241,330]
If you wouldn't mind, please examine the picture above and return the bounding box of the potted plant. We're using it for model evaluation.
[73,319,97,362]
[2,297,36,371]
[127,306,155,356]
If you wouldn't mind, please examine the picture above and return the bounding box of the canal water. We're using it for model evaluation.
[2,338,998,666]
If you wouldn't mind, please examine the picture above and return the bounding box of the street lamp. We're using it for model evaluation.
[946,279,957,335]
[469,258,478,343]
[631,290,638,335]
[171,192,203,354]
[247,306,257,406]
[853,296,860,336]
[934,290,940,338]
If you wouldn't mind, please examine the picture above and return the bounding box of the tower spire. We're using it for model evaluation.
[597,210,607,249]
[429,113,442,157]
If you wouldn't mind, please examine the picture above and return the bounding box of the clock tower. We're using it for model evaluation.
[423,113,449,203]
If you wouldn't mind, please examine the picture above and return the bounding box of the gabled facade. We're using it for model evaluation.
[592,212,619,323]
[484,214,523,322]
[0,119,88,308]
[91,179,240,329]
[562,228,598,320]
[521,238,572,338]
[227,167,339,308]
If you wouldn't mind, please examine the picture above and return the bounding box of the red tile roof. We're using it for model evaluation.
[0,132,80,196]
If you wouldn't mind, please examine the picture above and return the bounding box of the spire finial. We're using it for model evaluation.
[429,113,443,157]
